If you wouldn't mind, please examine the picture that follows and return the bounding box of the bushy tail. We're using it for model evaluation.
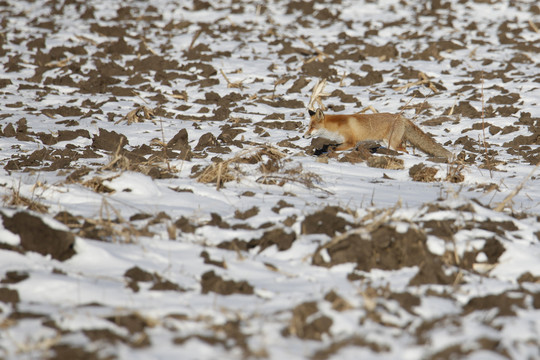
[403,119,453,161]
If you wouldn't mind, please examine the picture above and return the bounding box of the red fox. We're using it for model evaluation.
[304,108,453,161]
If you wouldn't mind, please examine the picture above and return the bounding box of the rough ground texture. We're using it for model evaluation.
[1,0,540,359]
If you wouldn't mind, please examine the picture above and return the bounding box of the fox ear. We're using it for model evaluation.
[315,108,324,121]
[308,109,316,117]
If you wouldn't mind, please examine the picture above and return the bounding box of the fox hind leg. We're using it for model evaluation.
[387,122,406,152]
[396,141,408,153]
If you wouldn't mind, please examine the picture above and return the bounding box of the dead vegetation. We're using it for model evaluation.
[367,156,404,170]
[494,162,540,212]
[192,144,332,194]
[394,71,439,93]
[2,184,49,214]
[220,69,246,90]
[307,78,330,112]
[81,176,116,193]
[445,162,466,183]
[195,145,287,190]
[409,163,438,182]
[118,105,156,125]
[256,164,330,195]
[77,198,156,243]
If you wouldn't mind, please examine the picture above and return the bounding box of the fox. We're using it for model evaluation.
[303,108,453,161]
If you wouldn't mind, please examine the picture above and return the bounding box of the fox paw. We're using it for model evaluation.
[314,143,339,156]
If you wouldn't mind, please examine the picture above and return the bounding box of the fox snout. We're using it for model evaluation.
[303,126,315,139]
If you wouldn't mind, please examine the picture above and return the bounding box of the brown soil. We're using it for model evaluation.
[2,211,75,261]
[200,271,254,295]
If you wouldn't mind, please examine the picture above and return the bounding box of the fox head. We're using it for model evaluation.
[303,108,325,139]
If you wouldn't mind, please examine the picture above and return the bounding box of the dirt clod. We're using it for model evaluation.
[283,301,333,341]
[92,128,129,152]
[2,211,75,261]
[0,287,20,304]
[409,163,438,182]
[200,271,254,295]
[302,206,350,237]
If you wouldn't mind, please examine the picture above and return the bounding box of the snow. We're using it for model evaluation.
[0,0,540,358]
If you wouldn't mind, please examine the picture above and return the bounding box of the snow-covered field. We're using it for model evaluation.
[1,0,540,358]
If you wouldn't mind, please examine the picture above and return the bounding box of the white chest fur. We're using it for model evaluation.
[312,128,346,143]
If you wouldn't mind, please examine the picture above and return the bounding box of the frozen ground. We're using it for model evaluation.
[0,0,540,359]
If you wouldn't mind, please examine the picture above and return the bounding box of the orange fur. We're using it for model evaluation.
[304,109,452,161]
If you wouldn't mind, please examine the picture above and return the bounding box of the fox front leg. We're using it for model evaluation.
[334,141,356,151]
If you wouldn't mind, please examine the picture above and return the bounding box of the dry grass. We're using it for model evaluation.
[445,161,465,183]
[307,78,330,112]
[196,145,287,190]
[394,71,438,93]
[529,19,539,33]
[220,69,246,89]
[257,163,332,195]
[2,183,49,213]
[367,156,404,170]
[100,142,175,177]
[117,105,156,125]
[298,37,328,64]
[197,161,238,190]
[78,198,153,243]
[479,72,492,176]
[356,105,378,114]
[494,162,540,212]
[14,333,62,356]
[81,176,116,193]
[195,144,332,194]
[409,163,438,182]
